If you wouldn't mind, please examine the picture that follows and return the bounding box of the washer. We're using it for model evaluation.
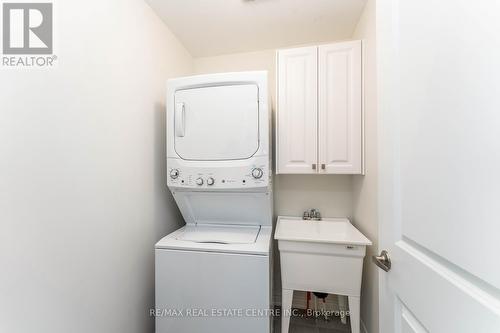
[156,71,272,333]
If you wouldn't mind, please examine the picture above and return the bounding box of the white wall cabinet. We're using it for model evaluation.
[277,40,362,174]
[276,46,318,174]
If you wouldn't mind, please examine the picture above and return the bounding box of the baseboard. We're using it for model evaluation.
[361,319,369,333]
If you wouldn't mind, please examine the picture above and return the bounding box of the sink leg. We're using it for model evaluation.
[338,295,348,324]
[348,296,360,333]
[281,289,293,333]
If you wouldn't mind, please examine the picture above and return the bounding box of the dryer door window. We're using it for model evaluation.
[174,84,259,160]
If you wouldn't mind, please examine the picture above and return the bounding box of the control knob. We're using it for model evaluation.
[207,177,215,186]
[170,169,179,179]
[195,177,204,186]
[251,168,264,179]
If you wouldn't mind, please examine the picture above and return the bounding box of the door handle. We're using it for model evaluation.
[372,250,391,272]
[175,102,185,137]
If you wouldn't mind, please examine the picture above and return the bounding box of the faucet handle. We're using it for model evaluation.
[309,208,321,220]
[303,208,321,220]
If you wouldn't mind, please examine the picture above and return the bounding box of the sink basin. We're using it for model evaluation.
[275,216,372,293]
[275,216,372,333]
[274,216,372,246]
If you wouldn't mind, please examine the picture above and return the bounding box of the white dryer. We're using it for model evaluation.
[156,71,273,333]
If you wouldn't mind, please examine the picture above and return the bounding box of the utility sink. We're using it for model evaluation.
[275,216,372,333]
[275,216,372,246]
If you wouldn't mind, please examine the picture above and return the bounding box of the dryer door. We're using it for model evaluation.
[174,84,259,160]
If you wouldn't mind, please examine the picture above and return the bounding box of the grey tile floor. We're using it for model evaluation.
[273,314,351,333]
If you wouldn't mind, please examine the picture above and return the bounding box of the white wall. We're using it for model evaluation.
[351,0,379,332]
[0,1,192,332]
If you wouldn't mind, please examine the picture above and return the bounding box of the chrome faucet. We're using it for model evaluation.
[303,208,321,221]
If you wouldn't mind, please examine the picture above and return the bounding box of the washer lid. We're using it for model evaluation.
[172,191,272,226]
[156,225,272,256]
[176,224,260,244]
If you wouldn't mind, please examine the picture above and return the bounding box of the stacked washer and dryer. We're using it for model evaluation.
[155,71,273,333]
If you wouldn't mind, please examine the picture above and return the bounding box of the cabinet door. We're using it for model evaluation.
[318,41,362,174]
[277,46,318,174]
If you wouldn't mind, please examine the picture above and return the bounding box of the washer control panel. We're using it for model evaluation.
[169,169,180,179]
[251,168,263,179]
[167,163,269,189]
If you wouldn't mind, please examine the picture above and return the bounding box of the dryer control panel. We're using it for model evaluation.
[167,158,270,190]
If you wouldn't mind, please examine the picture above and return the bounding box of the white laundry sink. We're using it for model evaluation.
[274,216,372,333]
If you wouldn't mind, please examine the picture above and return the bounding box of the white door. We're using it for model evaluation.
[318,41,362,174]
[377,1,500,332]
[174,84,259,161]
[277,46,318,174]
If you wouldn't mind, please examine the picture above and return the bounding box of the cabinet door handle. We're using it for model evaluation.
[312,164,317,170]
[321,164,326,170]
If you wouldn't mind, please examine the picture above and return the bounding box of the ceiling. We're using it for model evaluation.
[146,0,367,57]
